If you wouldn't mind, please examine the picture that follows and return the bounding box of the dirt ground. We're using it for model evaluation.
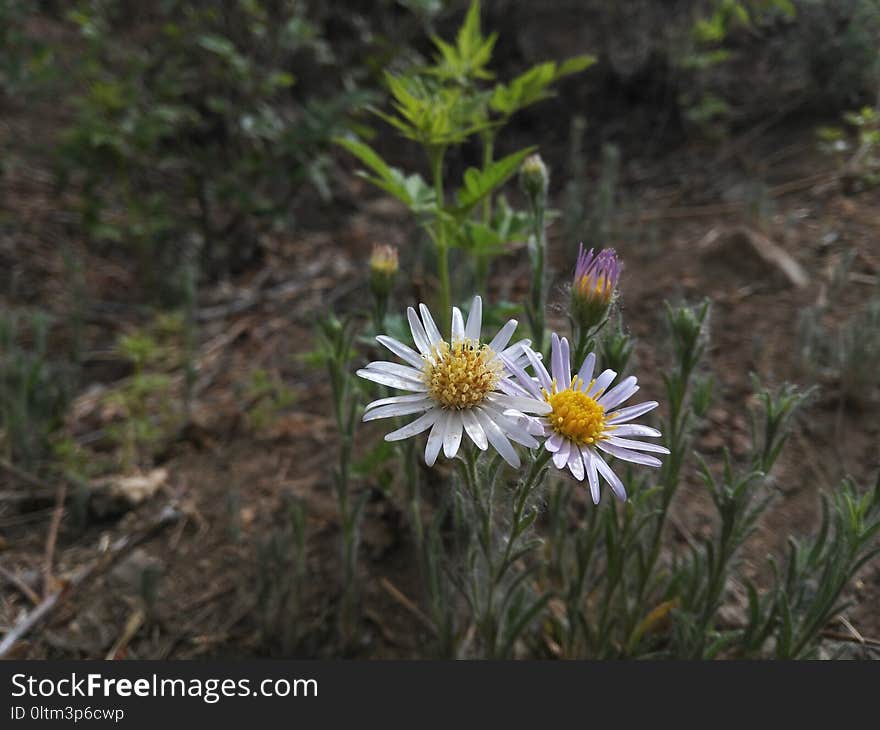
[1,32,879,657]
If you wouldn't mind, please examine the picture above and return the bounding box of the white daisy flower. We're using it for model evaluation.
[357,296,551,468]
[503,332,669,503]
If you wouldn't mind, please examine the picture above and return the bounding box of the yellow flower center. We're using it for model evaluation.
[424,339,501,409]
[575,274,613,304]
[544,378,607,445]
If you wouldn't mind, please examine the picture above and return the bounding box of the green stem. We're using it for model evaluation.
[430,146,451,332]
[635,360,695,612]
[481,132,495,225]
[526,196,546,351]
[474,132,495,293]
[495,449,551,584]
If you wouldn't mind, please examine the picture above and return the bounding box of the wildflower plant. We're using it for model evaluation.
[325,2,879,661]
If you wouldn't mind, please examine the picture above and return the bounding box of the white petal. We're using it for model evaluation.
[606,401,659,424]
[552,439,571,469]
[364,361,425,381]
[481,406,539,448]
[489,406,541,446]
[567,447,585,480]
[526,346,553,392]
[451,307,465,342]
[407,307,433,356]
[443,412,464,458]
[475,408,520,467]
[419,304,443,345]
[363,400,432,421]
[465,296,482,341]
[357,368,427,391]
[594,454,627,501]
[605,436,670,454]
[377,335,425,370]
[497,375,537,399]
[425,411,448,466]
[487,393,551,415]
[499,353,543,400]
[461,408,488,450]
[551,333,568,387]
[545,431,564,453]
[560,337,572,383]
[597,441,662,467]
[521,415,546,437]
[606,424,661,438]
[582,447,601,504]
[501,341,536,372]
[500,339,532,359]
[384,409,439,441]
[365,393,432,411]
[588,369,617,398]
[577,352,596,389]
[598,376,639,410]
[488,319,517,353]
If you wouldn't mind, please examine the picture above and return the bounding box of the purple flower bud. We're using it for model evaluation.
[570,244,620,329]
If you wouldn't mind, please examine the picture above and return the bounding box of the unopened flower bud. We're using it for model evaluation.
[519,153,549,202]
[369,244,398,297]
[369,244,398,330]
[570,244,620,330]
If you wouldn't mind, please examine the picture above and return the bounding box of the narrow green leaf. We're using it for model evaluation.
[455,146,535,212]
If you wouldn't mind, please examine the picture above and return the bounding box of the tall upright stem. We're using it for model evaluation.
[526,197,546,352]
[474,132,495,292]
[430,146,451,332]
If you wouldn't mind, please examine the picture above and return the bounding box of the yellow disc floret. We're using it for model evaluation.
[574,272,614,305]
[544,377,607,445]
[424,339,501,409]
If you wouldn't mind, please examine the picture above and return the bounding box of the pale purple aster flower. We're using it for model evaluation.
[503,333,668,503]
[357,296,550,468]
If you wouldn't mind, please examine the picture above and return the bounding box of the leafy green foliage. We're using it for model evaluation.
[454,148,535,214]
[103,327,180,470]
[674,0,797,135]
[428,0,496,85]
[763,477,880,658]
[58,1,367,288]
[336,137,436,213]
[535,302,876,660]
[338,0,594,314]
[374,73,488,147]
[489,56,595,117]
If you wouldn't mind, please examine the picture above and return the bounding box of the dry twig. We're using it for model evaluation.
[42,482,67,598]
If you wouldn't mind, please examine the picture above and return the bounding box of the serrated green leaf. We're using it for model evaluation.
[335,136,394,186]
[557,54,596,77]
[490,55,594,117]
[336,136,436,212]
[455,146,534,212]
